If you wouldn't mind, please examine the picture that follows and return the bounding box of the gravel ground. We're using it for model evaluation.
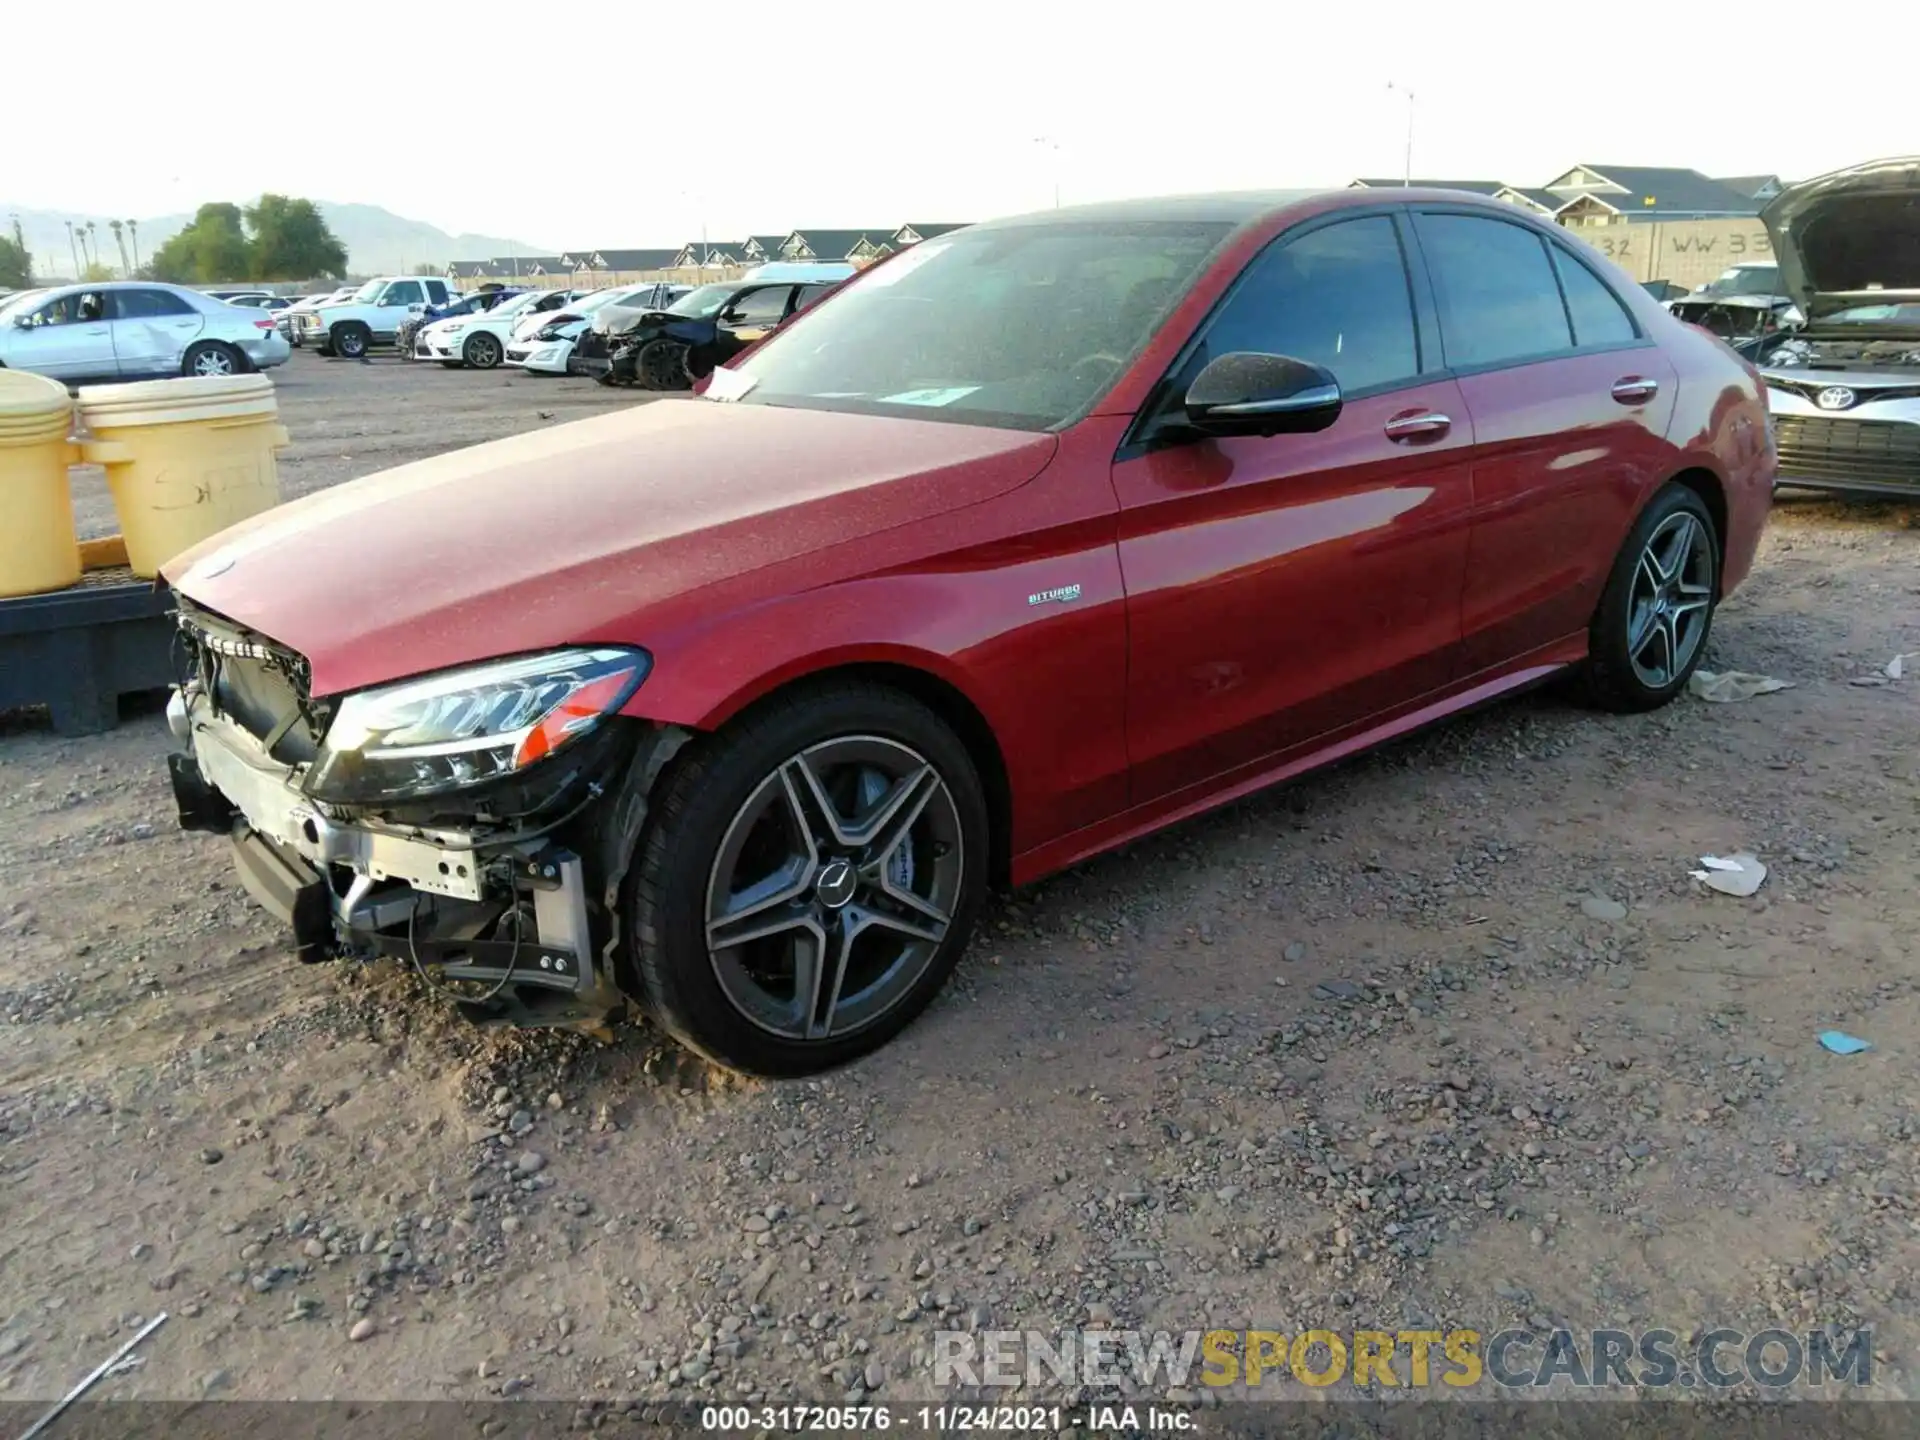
[5,359,1920,1412]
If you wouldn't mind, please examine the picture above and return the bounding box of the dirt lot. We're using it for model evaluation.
[4,357,1920,1413]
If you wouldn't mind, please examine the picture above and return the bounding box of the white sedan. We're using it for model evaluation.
[416,289,584,369]
[504,287,634,375]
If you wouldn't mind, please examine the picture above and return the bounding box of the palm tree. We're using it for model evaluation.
[84,221,99,270]
[110,219,131,277]
[127,219,141,274]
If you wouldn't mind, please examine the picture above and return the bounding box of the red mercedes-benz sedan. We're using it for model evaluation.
[162,188,1775,1075]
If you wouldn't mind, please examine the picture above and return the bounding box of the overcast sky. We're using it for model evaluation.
[11,0,1915,248]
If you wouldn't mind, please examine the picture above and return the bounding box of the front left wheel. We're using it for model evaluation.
[464,332,503,369]
[628,683,989,1076]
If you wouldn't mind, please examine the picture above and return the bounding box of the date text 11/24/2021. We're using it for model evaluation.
[698,1404,1193,1432]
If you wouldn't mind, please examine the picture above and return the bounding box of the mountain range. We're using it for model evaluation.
[3,200,547,281]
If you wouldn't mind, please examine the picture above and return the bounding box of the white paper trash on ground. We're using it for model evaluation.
[1689,853,1767,897]
[1688,671,1795,703]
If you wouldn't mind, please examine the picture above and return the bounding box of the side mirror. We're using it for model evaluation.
[1183,352,1342,437]
[12,314,31,329]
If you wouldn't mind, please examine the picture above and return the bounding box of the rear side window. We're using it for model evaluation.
[113,288,196,319]
[1551,246,1638,347]
[794,283,837,311]
[1196,215,1420,394]
[424,279,449,302]
[1417,213,1572,368]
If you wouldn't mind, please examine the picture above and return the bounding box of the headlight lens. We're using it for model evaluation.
[304,647,649,803]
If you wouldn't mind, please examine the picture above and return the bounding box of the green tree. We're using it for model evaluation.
[0,235,30,290]
[80,260,116,283]
[150,202,252,283]
[245,194,347,280]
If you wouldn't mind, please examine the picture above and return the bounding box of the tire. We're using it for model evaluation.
[182,341,244,378]
[635,338,690,390]
[594,370,619,387]
[1582,482,1719,713]
[628,682,989,1076]
[331,322,371,360]
[463,332,503,369]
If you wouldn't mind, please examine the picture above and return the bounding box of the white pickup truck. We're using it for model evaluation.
[293,275,458,358]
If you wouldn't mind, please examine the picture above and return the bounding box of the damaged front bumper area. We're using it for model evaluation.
[162,605,676,1034]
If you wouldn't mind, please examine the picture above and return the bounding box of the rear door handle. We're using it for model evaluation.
[1384,410,1452,441]
[1611,376,1660,404]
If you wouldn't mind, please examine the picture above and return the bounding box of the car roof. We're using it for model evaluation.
[971,186,1538,234]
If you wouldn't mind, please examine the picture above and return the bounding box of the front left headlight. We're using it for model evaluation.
[303,647,649,804]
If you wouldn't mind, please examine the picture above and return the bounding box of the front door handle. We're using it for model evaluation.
[1611,376,1660,404]
[1384,410,1452,442]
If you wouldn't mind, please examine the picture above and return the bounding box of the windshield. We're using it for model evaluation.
[352,280,384,302]
[666,283,740,319]
[1702,265,1778,297]
[574,289,623,313]
[0,288,48,320]
[720,220,1232,430]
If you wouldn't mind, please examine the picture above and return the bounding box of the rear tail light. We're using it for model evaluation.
[253,319,276,330]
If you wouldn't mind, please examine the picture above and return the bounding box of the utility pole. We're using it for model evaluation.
[1387,83,1415,185]
[1032,137,1062,207]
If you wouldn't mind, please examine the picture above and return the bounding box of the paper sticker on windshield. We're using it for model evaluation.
[861,241,951,287]
[879,386,981,407]
[705,366,758,402]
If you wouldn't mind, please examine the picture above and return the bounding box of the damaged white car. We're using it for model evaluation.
[1756,156,1920,498]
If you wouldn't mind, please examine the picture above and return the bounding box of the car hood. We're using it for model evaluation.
[1763,157,1920,320]
[162,400,1057,698]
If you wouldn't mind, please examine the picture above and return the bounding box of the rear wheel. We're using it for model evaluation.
[182,341,243,377]
[628,683,988,1076]
[1582,483,1719,712]
[464,332,503,369]
[331,322,371,360]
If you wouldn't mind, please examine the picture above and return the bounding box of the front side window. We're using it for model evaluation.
[723,286,794,327]
[26,291,107,326]
[1194,215,1420,394]
[384,280,424,306]
[1417,213,1573,369]
[724,219,1232,429]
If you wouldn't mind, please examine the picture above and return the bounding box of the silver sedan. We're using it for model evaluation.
[0,281,292,382]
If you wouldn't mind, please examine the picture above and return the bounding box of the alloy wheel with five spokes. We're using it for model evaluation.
[704,736,964,1042]
[1625,510,1714,689]
[1584,483,1720,713]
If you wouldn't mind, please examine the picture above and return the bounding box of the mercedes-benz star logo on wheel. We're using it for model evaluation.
[1816,386,1857,411]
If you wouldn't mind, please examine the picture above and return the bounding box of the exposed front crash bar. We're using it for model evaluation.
[187,701,485,901]
[172,687,625,1032]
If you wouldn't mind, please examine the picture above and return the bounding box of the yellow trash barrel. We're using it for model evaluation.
[77,375,290,579]
[0,370,82,598]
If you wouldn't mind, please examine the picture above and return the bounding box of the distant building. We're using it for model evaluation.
[1542,165,1770,226]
